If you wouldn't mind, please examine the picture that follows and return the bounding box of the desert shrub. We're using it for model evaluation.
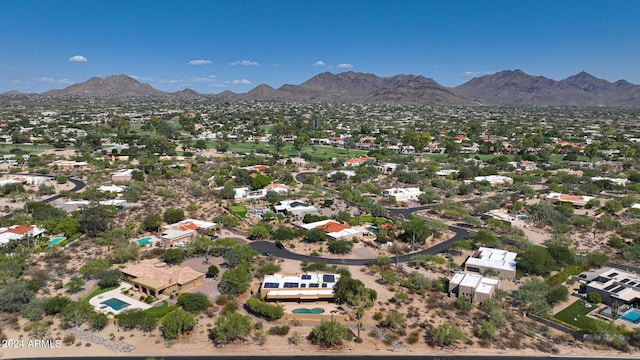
[244,298,284,321]
[268,325,290,336]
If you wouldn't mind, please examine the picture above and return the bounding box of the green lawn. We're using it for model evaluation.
[83,285,119,303]
[0,143,53,154]
[554,300,600,331]
[144,300,178,318]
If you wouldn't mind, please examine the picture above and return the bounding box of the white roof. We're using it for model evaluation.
[466,247,517,272]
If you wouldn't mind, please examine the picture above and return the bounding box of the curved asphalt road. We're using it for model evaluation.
[2,174,86,219]
[250,224,469,265]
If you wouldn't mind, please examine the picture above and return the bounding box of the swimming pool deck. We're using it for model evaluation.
[88,283,151,315]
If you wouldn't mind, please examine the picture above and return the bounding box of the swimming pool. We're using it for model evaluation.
[47,237,66,247]
[137,237,152,245]
[622,309,640,324]
[292,308,325,314]
[101,298,131,312]
[366,226,378,235]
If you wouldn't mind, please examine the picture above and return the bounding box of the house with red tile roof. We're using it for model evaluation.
[343,156,376,167]
[160,218,216,247]
[299,220,364,240]
[0,224,46,245]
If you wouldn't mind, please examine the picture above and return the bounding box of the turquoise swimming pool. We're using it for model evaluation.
[137,237,152,245]
[47,237,66,247]
[622,309,640,324]
[292,308,325,314]
[100,298,131,312]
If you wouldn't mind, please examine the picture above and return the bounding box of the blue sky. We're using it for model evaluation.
[2,0,639,94]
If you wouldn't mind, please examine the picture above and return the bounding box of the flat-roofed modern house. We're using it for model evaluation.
[448,273,500,304]
[464,247,517,279]
[382,187,423,202]
[582,267,640,306]
[473,175,514,186]
[273,200,319,218]
[111,169,134,182]
[121,260,205,298]
[260,273,340,301]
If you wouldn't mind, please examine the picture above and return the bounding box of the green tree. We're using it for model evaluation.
[75,204,115,237]
[42,295,71,315]
[95,269,122,288]
[334,276,377,307]
[177,292,211,313]
[219,265,252,296]
[403,215,431,247]
[59,301,94,327]
[586,292,603,304]
[223,244,259,267]
[272,226,294,241]
[79,258,110,279]
[64,276,85,294]
[257,262,281,276]
[431,323,467,346]
[20,298,45,321]
[0,281,35,313]
[305,228,326,243]
[513,278,553,315]
[308,320,349,347]
[163,208,185,224]
[475,319,498,340]
[162,308,196,340]
[141,213,163,232]
[208,312,253,345]
[588,251,611,268]
[604,199,623,215]
[206,264,220,278]
[328,240,354,254]
[163,248,185,265]
[250,174,273,189]
[249,222,271,240]
[89,312,109,330]
[518,245,557,276]
[219,183,236,200]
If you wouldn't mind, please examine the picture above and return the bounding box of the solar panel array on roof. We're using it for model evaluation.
[612,286,626,294]
[604,284,618,291]
[323,274,335,282]
[621,279,630,284]
[594,276,609,283]
[301,274,312,280]
[283,282,299,288]
[609,272,619,278]
[322,283,327,288]
[263,282,279,288]
[629,282,637,286]
[309,283,319,288]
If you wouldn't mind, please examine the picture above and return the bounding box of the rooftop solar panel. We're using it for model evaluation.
[604,284,618,291]
[620,279,630,284]
[301,274,312,280]
[612,286,626,294]
[323,274,335,282]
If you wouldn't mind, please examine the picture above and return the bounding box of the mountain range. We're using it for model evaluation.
[4,70,640,108]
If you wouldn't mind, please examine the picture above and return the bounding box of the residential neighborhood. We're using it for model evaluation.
[1,93,640,358]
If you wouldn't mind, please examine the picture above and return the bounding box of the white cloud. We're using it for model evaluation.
[189,59,212,65]
[312,60,326,67]
[231,79,251,85]
[229,60,259,66]
[337,63,353,69]
[68,55,87,62]
[462,70,495,77]
[36,77,71,84]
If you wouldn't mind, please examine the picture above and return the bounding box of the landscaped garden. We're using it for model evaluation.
[554,300,600,332]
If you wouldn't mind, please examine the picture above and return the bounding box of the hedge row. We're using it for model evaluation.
[244,298,284,320]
